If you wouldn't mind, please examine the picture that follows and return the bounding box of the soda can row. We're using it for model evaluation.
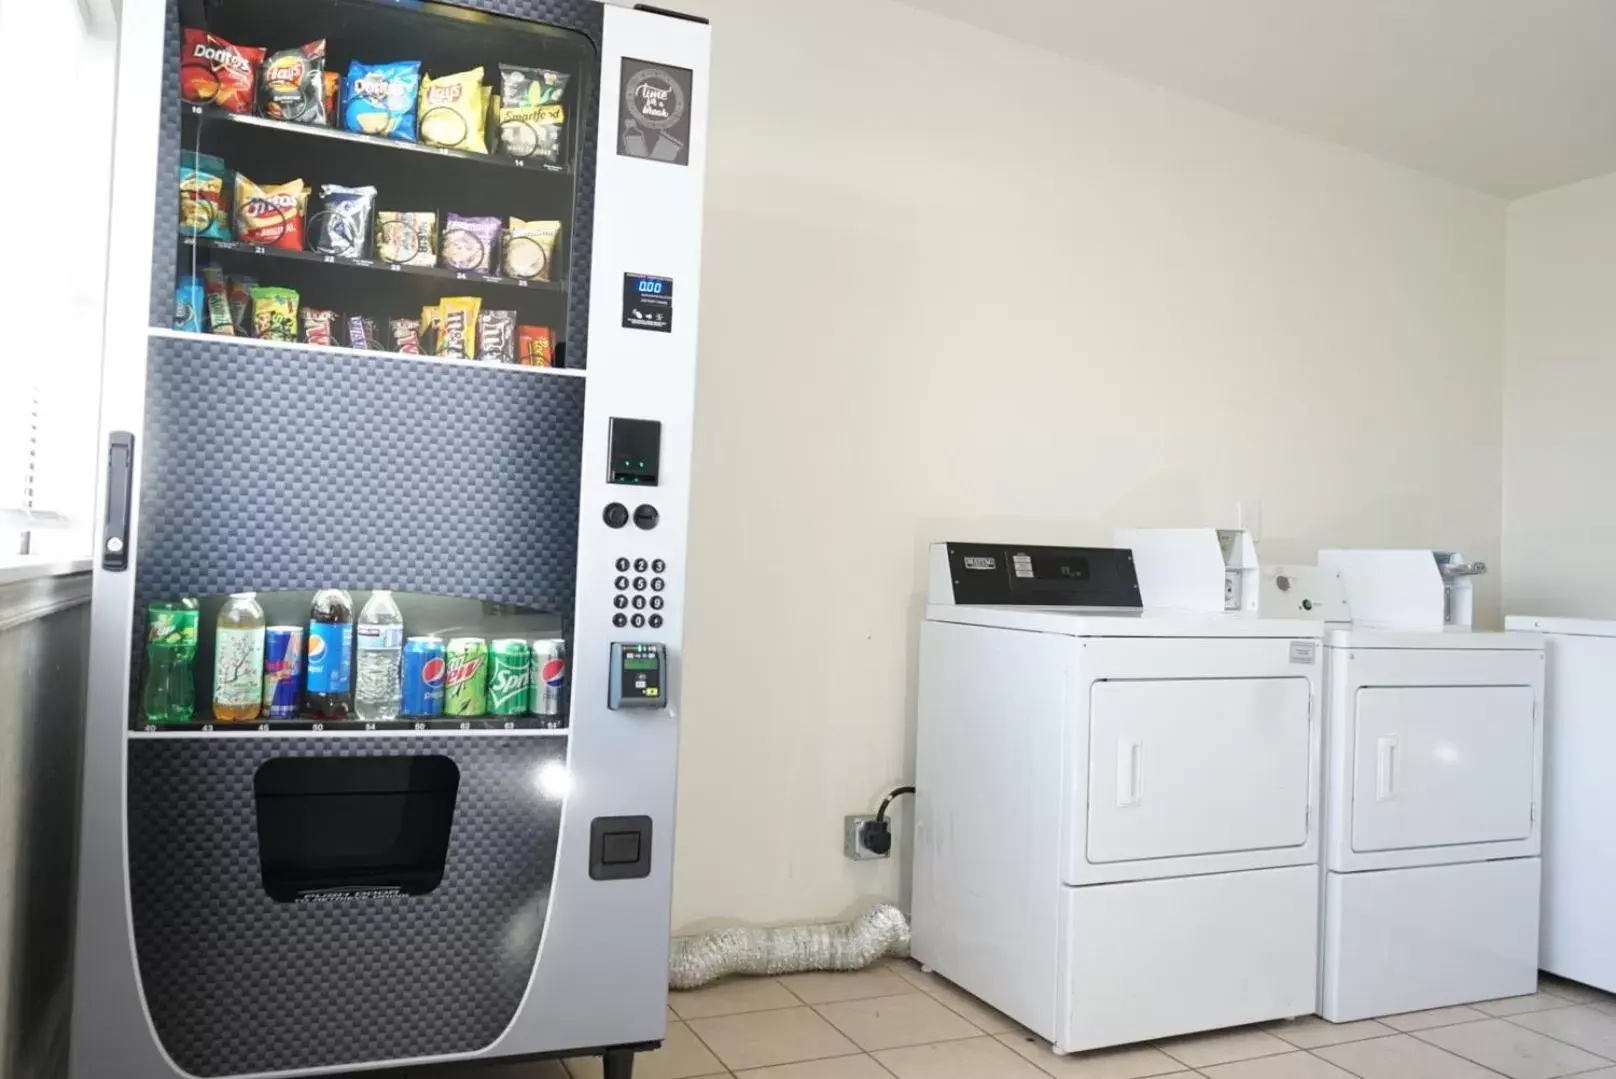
[401,636,566,718]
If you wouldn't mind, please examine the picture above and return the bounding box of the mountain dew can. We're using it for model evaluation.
[444,638,488,716]
[488,639,532,716]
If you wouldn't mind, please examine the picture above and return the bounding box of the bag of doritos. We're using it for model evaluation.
[344,60,421,140]
[180,29,264,114]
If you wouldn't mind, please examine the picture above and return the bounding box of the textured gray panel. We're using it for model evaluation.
[135,334,583,612]
[151,0,604,369]
[127,735,566,1076]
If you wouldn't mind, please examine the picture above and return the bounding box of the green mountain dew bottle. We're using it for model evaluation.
[142,599,199,723]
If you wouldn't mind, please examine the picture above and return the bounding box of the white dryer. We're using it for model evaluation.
[1503,616,1616,994]
[912,543,1325,1054]
[1317,551,1545,1021]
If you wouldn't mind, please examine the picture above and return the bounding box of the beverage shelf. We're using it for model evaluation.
[181,236,565,293]
[134,717,567,734]
[186,104,571,176]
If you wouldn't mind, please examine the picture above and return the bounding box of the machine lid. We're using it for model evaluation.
[929,542,1143,609]
[1326,627,1545,650]
[1505,615,1616,638]
[925,603,1328,638]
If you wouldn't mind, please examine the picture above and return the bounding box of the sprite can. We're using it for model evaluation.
[488,639,532,717]
[444,637,488,716]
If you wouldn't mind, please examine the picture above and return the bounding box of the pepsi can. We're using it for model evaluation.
[402,636,446,717]
[530,638,566,724]
[261,626,304,719]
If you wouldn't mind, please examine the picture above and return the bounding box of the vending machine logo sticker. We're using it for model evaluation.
[623,273,674,332]
[618,58,693,166]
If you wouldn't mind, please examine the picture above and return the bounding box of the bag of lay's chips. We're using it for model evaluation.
[419,68,489,153]
[344,59,421,140]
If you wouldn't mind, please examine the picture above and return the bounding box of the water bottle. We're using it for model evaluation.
[355,590,404,721]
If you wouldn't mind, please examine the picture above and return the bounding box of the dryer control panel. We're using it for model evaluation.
[928,543,1142,607]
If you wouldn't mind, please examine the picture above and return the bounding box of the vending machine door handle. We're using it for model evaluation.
[102,431,134,571]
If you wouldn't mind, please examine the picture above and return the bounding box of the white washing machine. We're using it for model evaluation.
[911,542,1325,1054]
[1318,551,1545,1021]
[1503,615,1616,994]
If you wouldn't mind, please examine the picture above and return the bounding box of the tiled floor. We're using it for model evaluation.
[473,964,1616,1079]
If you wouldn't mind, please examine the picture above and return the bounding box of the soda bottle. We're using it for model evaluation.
[142,599,199,723]
[306,588,355,719]
[213,593,266,721]
[355,590,404,722]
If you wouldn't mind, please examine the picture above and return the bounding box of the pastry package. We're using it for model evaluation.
[441,213,500,273]
[502,218,561,281]
[375,210,438,267]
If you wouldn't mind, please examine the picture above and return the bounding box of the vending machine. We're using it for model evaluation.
[70,2,709,1077]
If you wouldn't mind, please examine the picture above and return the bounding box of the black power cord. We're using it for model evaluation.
[862,785,916,857]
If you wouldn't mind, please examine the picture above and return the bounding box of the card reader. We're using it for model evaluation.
[609,643,666,709]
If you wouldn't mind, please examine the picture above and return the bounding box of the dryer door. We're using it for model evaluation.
[1350,685,1536,852]
[1086,677,1312,864]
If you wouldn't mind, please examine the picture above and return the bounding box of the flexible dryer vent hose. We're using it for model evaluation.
[668,904,911,990]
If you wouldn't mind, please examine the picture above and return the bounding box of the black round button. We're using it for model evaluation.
[616,557,631,572]
[651,577,665,592]
[604,502,630,529]
[612,613,628,628]
[615,576,629,591]
[632,595,647,610]
[631,613,646,628]
[613,595,629,609]
[650,595,665,610]
[633,558,649,572]
[633,576,647,591]
[633,504,660,530]
[649,614,664,629]
[652,559,666,574]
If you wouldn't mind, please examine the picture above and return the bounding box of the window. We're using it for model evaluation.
[0,0,117,562]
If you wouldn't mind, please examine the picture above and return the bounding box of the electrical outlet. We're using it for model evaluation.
[844,815,887,860]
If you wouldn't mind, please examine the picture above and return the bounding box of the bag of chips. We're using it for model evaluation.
[477,309,517,363]
[227,275,256,335]
[389,318,422,355]
[311,184,377,259]
[376,210,438,267]
[180,29,264,114]
[498,65,570,163]
[262,39,327,125]
[301,308,337,346]
[419,68,489,153]
[442,213,501,273]
[235,175,309,250]
[344,60,421,140]
[179,155,230,240]
[174,275,204,333]
[502,218,561,281]
[250,286,299,341]
[323,72,341,126]
[518,325,554,367]
[200,264,234,335]
[437,297,481,360]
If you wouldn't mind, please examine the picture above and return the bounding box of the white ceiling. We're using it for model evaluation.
[895,0,1616,198]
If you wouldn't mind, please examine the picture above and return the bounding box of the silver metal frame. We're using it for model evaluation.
[70,1,710,1075]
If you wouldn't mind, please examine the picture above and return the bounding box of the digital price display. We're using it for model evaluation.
[622,273,674,333]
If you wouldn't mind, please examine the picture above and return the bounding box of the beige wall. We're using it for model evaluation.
[672,0,1507,928]
[1502,172,1616,617]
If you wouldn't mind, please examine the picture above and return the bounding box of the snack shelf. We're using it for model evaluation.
[132,718,568,735]
[181,235,565,292]
[186,104,571,175]
[147,327,585,376]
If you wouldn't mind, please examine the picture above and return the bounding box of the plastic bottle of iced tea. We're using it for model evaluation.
[213,592,266,722]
